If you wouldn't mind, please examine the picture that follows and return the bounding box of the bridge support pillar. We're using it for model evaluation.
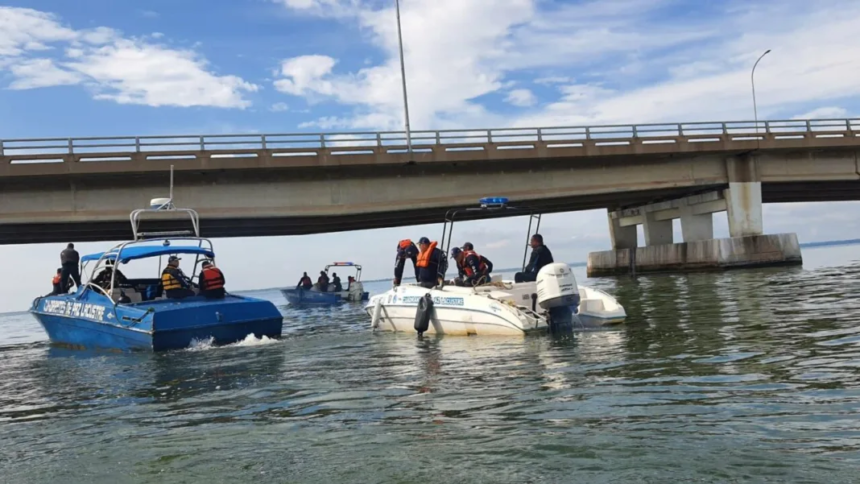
[724,155,763,237]
[643,212,673,246]
[680,205,713,242]
[608,213,637,249]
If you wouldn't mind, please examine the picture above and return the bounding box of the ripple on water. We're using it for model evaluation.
[4,261,860,482]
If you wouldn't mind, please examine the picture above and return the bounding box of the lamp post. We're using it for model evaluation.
[751,49,771,136]
[395,0,413,157]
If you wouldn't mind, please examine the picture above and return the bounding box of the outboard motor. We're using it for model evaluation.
[414,294,434,336]
[536,263,581,335]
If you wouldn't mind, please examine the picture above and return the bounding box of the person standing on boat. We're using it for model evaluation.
[162,256,195,299]
[59,243,81,292]
[332,273,343,292]
[199,260,226,299]
[50,268,63,295]
[394,239,420,287]
[515,234,554,283]
[317,271,330,292]
[297,272,313,290]
[416,237,448,289]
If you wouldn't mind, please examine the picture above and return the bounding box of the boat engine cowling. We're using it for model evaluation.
[536,263,580,310]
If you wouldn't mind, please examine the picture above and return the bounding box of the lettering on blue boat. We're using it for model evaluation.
[400,296,464,306]
[42,300,106,321]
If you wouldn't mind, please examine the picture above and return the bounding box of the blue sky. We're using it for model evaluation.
[2,0,860,311]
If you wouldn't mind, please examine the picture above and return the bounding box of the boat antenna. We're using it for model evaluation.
[169,165,174,205]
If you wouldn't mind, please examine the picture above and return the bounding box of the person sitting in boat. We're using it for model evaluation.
[347,275,355,289]
[297,272,313,290]
[456,243,494,286]
[162,256,195,299]
[332,273,343,292]
[50,268,63,295]
[93,260,128,290]
[394,239,420,287]
[515,234,554,283]
[199,260,226,299]
[416,237,448,289]
[317,271,330,292]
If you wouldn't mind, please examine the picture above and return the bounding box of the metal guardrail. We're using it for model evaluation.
[1,118,858,160]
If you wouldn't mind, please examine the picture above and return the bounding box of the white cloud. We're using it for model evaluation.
[270,102,289,112]
[0,7,77,56]
[505,88,537,107]
[792,107,848,120]
[0,7,257,108]
[274,0,860,130]
[66,39,259,108]
[8,58,82,89]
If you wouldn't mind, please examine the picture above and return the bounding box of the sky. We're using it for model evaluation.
[2,0,860,312]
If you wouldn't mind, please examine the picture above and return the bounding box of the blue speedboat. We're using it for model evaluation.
[30,198,283,351]
[282,262,370,307]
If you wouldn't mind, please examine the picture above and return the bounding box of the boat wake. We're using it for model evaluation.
[185,334,279,352]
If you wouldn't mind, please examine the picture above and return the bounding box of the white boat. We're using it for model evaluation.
[366,198,627,336]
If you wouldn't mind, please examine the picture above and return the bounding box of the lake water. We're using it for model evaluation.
[3,246,860,483]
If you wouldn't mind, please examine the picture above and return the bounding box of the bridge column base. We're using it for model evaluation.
[586,233,802,277]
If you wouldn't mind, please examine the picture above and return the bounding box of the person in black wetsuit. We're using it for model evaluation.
[59,243,81,292]
[451,245,494,287]
[515,234,554,283]
[394,239,420,287]
[332,273,343,292]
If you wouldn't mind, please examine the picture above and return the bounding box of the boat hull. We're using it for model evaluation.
[30,291,283,352]
[366,286,544,336]
[282,288,369,306]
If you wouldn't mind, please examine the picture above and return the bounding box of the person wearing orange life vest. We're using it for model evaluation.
[394,238,420,286]
[451,243,493,286]
[50,268,63,295]
[199,260,226,299]
[415,237,448,288]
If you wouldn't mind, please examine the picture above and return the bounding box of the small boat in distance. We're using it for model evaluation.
[29,186,283,351]
[366,197,626,336]
[282,262,370,307]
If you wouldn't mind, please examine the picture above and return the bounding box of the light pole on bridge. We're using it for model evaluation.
[394,0,413,159]
[751,49,771,136]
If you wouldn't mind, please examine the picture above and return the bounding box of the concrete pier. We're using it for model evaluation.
[588,234,802,276]
[588,155,803,276]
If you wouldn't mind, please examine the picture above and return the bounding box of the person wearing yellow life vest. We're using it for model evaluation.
[51,268,63,295]
[161,256,195,299]
[394,238,420,286]
[415,237,448,288]
[199,260,226,299]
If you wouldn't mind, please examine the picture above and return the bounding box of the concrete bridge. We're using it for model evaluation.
[1,118,859,272]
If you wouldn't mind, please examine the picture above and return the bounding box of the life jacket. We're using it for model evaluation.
[201,267,225,291]
[398,239,413,250]
[161,267,184,291]
[461,250,488,276]
[52,274,61,285]
[300,276,312,286]
[416,241,438,268]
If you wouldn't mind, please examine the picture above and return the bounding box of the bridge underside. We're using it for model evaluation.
[0,185,718,244]
[3,180,860,245]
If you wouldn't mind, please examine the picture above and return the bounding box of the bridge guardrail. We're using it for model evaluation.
[1,118,858,162]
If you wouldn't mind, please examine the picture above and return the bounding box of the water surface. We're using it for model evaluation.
[3,246,860,483]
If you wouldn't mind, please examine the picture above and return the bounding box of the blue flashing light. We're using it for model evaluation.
[479,197,509,207]
[334,262,355,266]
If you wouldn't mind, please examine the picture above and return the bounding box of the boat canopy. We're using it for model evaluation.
[82,245,215,263]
